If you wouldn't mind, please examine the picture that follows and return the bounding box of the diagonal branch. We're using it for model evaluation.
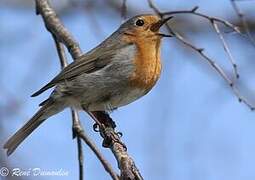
[35,0,82,59]
[35,0,118,179]
[148,0,255,110]
[211,22,239,79]
[160,5,241,79]
[161,6,241,33]
[87,111,143,180]
[73,117,120,180]
[35,0,142,179]
[53,34,85,180]
[230,0,255,47]
[71,109,84,180]
[121,0,127,21]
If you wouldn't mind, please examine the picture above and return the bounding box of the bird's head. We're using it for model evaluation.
[119,14,172,42]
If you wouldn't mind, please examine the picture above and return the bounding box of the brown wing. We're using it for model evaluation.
[31,53,113,97]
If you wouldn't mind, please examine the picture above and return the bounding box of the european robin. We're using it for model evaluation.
[4,14,172,155]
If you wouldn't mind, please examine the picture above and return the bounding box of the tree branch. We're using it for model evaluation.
[72,116,120,180]
[35,0,82,59]
[121,0,127,21]
[211,22,239,79]
[160,5,241,80]
[35,0,142,179]
[230,0,255,47]
[53,33,85,180]
[148,0,255,110]
[35,0,118,179]
[87,111,143,180]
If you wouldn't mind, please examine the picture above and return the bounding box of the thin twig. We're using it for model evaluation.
[161,6,241,33]
[230,0,255,47]
[211,21,239,79]
[121,0,127,22]
[73,118,119,180]
[35,0,82,59]
[35,0,120,179]
[35,1,143,179]
[77,137,84,180]
[148,0,255,110]
[71,110,84,180]
[160,5,241,79]
[53,34,84,180]
[87,111,143,180]
[53,36,68,67]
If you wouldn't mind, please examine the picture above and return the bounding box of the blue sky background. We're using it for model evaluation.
[1,0,255,180]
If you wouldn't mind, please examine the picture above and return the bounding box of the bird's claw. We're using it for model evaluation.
[102,129,127,151]
[93,123,100,132]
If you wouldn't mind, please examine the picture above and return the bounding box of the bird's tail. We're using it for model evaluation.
[3,99,66,156]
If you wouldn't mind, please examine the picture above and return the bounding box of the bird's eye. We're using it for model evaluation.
[135,19,144,26]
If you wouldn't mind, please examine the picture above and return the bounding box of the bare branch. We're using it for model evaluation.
[160,6,241,79]
[53,35,68,67]
[148,0,255,110]
[53,32,85,180]
[73,116,119,180]
[230,0,255,46]
[211,21,239,79]
[35,1,143,179]
[71,110,84,180]
[35,0,82,59]
[77,137,84,180]
[162,7,241,33]
[35,0,119,179]
[121,0,127,22]
[87,111,143,180]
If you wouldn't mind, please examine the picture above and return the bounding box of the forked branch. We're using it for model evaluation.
[230,0,255,47]
[35,0,142,179]
[148,0,255,110]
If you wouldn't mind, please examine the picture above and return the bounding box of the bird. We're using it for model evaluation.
[4,14,173,156]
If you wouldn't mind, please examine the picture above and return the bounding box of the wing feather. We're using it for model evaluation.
[31,53,113,97]
[31,42,133,97]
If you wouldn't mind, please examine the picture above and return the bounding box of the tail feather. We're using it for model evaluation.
[4,100,65,156]
[31,83,54,97]
[4,117,45,156]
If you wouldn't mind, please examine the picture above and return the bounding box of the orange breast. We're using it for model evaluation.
[129,38,162,91]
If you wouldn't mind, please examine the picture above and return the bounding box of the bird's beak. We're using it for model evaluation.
[150,16,173,32]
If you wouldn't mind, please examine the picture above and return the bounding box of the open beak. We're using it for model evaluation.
[150,16,173,32]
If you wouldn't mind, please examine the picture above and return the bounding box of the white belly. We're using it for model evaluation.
[87,88,146,111]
